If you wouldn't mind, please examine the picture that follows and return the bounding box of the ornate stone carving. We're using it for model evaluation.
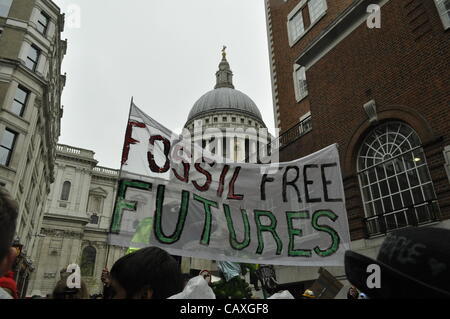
[41,228,83,239]
[363,99,378,124]
[81,241,108,249]
[43,272,56,279]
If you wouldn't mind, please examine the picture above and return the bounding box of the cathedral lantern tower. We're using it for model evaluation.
[184,48,269,163]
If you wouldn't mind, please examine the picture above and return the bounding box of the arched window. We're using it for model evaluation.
[60,181,71,201]
[80,246,96,277]
[357,121,439,236]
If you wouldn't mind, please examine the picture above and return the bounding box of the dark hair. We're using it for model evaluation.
[0,188,18,261]
[110,246,183,299]
[52,279,90,299]
[347,286,359,299]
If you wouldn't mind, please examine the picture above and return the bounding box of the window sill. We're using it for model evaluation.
[289,11,327,48]
[58,200,69,208]
[0,164,16,173]
[295,94,309,103]
[1,108,30,124]
[365,220,441,239]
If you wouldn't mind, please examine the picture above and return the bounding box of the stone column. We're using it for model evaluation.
[35,54,47,77]
[52,164,64,208]
[80,170,91,214]
[27,234,49,296]
[18,42,31,65]
[238,136,246,162]
[47,21,56,41]
[73,168,82,211]
[216,136,222,158]
[249,138,257,163]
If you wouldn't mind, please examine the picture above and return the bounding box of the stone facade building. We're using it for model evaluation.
[265,0,450,292]
[0,0,66,295]
[26,144,126,297]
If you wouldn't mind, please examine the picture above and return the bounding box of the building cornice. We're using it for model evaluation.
[41,0,62,14]
[185,110,267,129]
[0,58,48,87]
[57,153,98,167]
[295,0,389,70]
[84,227,110,235]
[43,213,90,226]
[40,227,84,239]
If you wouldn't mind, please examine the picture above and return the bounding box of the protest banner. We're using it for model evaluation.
[108,102,351,266]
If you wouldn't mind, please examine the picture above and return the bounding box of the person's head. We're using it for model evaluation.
[302,289,316,299]
[110,246,183,299]
[199,270,212,285]
[52,279,89,299]
[347,285,359,299]
[0,188,19,277]
[345,227,450,299]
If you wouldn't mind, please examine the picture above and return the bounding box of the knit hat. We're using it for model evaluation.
[0,271,18,299]
[302,289,316,298]
[345,227,450,299]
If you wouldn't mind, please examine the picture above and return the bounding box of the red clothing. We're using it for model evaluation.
[0,271,18,299]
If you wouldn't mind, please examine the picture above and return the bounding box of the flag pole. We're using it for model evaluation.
[104,96,134,270]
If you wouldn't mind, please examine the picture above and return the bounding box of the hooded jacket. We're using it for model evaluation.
[0,272,18,299]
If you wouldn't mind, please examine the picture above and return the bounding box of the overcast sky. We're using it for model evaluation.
[53,0,274,170]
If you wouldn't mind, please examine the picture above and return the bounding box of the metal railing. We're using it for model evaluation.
[363,200,441,237]
[93,166,119,176]
[56,144,81,155]
[56,144,95,158]
[271,116,312,151]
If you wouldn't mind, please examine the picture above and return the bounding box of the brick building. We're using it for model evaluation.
[265,0,450,290]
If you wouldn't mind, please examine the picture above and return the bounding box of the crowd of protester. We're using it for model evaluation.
[1,187,449,299]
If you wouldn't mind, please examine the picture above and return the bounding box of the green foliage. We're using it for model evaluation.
[240,263,259,276]
[211,276,253,299]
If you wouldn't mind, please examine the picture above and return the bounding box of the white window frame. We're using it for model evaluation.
[288,9,305,45]
[11,85,29,117]
[434,0,450,29]
[293,64,308,102]
[308,0,328,24]
[25,45,41,72]
[287,0,328,46]
[287,0,307,46]
[0,128,17,167]
[357,122,438,235]
[36,10,50,35]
